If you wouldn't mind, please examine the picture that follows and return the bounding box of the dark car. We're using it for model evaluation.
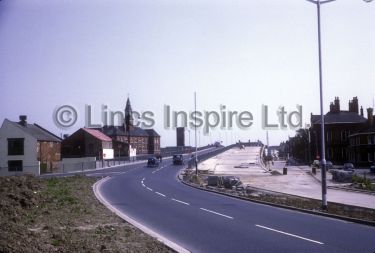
[173,154,184,165]
[370,163,375,173]
[147,157,159,167]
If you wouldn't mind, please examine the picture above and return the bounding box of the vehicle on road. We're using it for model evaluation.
[370,163,375,173]
[147,157,160,167]
[173,154,184,165]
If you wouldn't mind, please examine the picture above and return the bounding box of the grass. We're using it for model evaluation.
[46,178,78,206]
[352,174,375,191]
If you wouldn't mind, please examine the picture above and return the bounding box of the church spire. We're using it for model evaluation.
[125,97,134,131]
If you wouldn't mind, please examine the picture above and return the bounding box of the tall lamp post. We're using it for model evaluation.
[194,92,198,175]
[305,0,372,210]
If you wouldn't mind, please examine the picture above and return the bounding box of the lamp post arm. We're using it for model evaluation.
[306,0,372,4]
[305,0,336,4]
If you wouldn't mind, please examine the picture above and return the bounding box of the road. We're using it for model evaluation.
[95,153,375,253]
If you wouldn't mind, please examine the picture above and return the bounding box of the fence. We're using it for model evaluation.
[0,145,238,176]
[0,165,40,177]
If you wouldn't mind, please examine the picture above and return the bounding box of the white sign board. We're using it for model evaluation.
[103,149,114,160]
[129,145,137,157]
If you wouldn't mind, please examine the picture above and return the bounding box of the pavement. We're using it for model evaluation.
[198,146,375,210]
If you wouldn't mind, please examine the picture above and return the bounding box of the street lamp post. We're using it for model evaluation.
[305,0,372,210]
[194,92,198,175]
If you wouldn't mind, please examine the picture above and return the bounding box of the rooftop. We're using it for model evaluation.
[4,119,61,142]
[311,111,367,125]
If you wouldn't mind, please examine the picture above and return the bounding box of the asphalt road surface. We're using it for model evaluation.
[96,156,375,253]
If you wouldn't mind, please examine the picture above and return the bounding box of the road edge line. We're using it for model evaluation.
[93,176,191,253]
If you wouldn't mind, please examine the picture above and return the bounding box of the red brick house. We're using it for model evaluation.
[309,97,367,164]
[61,128,113,159]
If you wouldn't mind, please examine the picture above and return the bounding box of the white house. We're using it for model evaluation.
[0,116,61,176]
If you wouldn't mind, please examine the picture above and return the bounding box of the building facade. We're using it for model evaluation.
[0,116,61,176]
[309,97,367,164]
[95,98,160,156]
[348,108,375,166]
[176,127,185,147]
[61,128,113,159]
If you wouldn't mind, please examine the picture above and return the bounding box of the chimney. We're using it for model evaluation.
[19,115,27,127]
[329,102,334,113]
[349,96,359,114]
[334,97,340,112]
[360,106,364,117]
[368,108,374,126]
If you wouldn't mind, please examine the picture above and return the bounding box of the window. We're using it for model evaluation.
[341,131,347,142]
[8,138,24,155]
[327,148,333,160]
[8,160,23,172]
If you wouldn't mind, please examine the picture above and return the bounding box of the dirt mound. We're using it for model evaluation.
[0,175,172,253]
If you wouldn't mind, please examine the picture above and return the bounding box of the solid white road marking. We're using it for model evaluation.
[171,198,190,206]
[146,187,153,192]
[255,225,324,245]
[200,208,234,220]
[155,192,166,197]
[86,171,121,176]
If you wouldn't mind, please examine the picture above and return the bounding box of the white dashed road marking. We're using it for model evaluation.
[200,208,234,220]
[171,198,190,206]
[146,187,153,192]
[255,225,324,245]
[155,192,166,197]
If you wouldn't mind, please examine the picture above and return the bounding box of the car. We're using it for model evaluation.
[147,157,159,167]
[370,163,375,173]
[173,154,184,165]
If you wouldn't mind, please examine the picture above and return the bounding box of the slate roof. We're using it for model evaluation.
[311,111,367,125]
[82,128,112,142]
[6,119,62,142]
[144,129,160,137]
[96,125,160,138]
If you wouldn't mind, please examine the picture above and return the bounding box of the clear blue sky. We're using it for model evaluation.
[0,0,374,147]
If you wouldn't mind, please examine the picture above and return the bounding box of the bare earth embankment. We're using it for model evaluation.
[0,175,173,253]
